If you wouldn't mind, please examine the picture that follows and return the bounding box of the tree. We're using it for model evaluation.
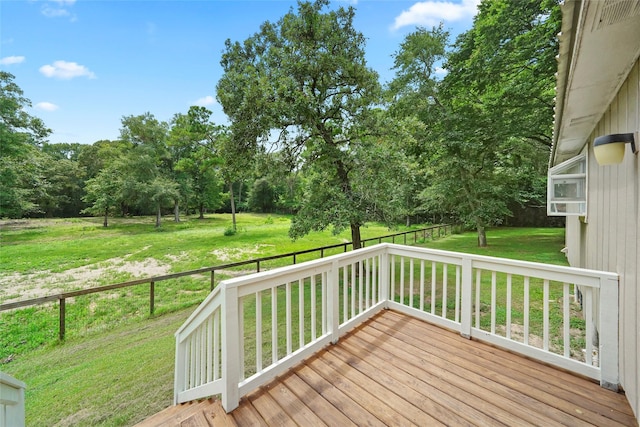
[388,1,560,246]
[0,71,52,218]
[217,0,387,248]
[82,163,123,227]
[119,113,177,227]
[168,106,224,219]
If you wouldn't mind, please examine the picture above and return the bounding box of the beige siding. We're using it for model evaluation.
[574,58,640,420]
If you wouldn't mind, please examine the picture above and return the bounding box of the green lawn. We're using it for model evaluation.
[0,224,566,426]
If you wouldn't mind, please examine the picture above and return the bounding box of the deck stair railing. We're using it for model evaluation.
[174,243,619,412]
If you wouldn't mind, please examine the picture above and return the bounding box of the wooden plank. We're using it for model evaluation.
[295,363,385,427]
[230,399,268,426]
[246,387,297,426]
[281,372,357,427]
[351,322,558,426]
[381,311,634,417]
[265,378,326,426]
[306,355,416,426]
[320,349,445,426]
[374,312,635,426]
[330,341,509,426]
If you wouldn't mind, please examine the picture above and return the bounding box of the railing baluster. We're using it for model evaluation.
[431,262,436,315]
[400,257,405,305]
[214,311,219,380]
[563,283,570,358]
[419,260,425,312]
[322,272,327,335]
[543,280,549,351]
[372,256,378,304]
[256,292,262,373]
[442,263,448,318]
[454,265,460,323]
[409,259,414,308]
[365,258,370,310]
[271,287,277,364]
[311,275,317,341]
[207,315,213,383]
[585,287,593,366]
[491,271,497,334]
[358,260,364,313]
[299,279,304,348]
[200,324,206,385]
[239,296,245,380]
[342,264,356,322]
[475,270,481,328]
[506,274,512,340]
[286,282,292,355]
[524,276,530,346]
[391,255,396,303]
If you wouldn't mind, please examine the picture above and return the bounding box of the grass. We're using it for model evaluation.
[0,213,422,360]
[0,223,566,426]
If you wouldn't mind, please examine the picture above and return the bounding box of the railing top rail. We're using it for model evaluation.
[1,225,449,312]
[385,243,619,283]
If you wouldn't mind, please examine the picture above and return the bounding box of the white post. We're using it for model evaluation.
[380,250,390,306]
[173,338,185,404]
[460,257,472,339]
[329,260,340,344]
[0,372,26,427]
[599,275,619,391]
[221,284,240,412]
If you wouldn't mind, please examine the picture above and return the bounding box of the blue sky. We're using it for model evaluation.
[1,0,479,145]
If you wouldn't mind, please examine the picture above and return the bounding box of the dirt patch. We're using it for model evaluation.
[210,244,274,263]
[0,257,171,305]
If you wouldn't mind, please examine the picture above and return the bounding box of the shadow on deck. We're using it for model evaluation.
[137,310,635,426]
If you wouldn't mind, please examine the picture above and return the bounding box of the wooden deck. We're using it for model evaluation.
[138,310,636,426]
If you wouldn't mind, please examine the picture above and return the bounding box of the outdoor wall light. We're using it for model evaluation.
[593,132,638,165]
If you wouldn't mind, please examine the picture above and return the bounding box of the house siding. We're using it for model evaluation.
[572,58,639,421]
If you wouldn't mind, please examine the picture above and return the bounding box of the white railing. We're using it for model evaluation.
[174,243,619,412]
[0,372,26,427]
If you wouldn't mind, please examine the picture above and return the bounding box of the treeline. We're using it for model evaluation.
[0,0,562,246]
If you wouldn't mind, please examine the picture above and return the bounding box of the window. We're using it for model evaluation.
[547,154,586,216]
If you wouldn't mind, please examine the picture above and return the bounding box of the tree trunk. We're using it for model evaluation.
[173,201,180,223]
[103,209,109,228]
[351,223,362,250]
[156,205,162,228]
[477,224,487,247]
[406,215,411,227]
[229,182,237,231]
[198,203,205,219]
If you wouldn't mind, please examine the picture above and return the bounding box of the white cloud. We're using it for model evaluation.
[41,0,77,21]
[0,56,25,65]
[194,95,216,107]
[35,102,60,112]
[39,60,96,79]
[435,66,448,76]
[392,0,480,30]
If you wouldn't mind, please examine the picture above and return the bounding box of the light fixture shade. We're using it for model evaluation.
[593,133,635,165]
[594,141,626,165]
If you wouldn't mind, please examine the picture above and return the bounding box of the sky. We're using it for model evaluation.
[0,0,480,145]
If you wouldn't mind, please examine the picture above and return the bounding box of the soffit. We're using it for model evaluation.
[551,0,640,166]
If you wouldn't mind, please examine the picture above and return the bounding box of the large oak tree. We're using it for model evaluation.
[216,0,406,248]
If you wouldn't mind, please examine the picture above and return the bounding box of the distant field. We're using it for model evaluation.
[0,214,431,359]
[0,214,416,305]
[0,225,566,426]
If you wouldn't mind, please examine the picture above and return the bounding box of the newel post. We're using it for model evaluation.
[222,284,240,412]
[460,257,473,339]
[599,275,619,391]
[380,249,390,307]
[328,260,340,344]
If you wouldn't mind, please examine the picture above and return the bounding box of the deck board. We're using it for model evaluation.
[138,310,636,426]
